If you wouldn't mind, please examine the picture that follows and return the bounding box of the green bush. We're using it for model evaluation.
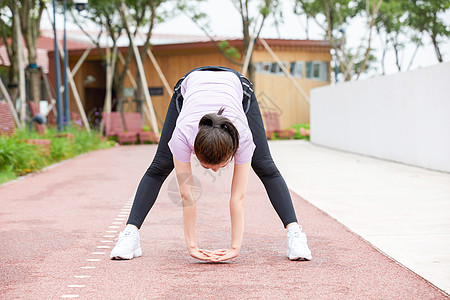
[292,123,310,141]
[0,126,114,185]
[0,134,48,175]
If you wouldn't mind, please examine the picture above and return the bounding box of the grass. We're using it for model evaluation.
[291,123,310,141]
[0,126,115,185]
[270,123,311,141]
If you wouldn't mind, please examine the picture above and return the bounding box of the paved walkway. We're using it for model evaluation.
[0,144,448,299]
[269,140,450,294]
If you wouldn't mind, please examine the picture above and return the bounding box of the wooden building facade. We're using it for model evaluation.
[48,36,331,130]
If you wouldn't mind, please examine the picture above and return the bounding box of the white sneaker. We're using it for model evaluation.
[286,226,312,261]
[110,226,142,260]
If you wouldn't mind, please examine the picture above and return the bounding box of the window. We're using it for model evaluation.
[305,61,329,82]
[255,62,272,73]
[290,61,304,78]
[254,61,287,75]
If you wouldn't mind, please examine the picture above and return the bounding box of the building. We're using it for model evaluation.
[43,30,332,130]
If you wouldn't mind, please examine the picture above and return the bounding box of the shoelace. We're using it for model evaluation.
[291,231,302,238]
[288,229,302,238]
[115,231,133,246]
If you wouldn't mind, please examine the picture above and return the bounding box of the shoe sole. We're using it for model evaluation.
[287,249,312,261]
[288,255,312,261]
[110,247,142,260]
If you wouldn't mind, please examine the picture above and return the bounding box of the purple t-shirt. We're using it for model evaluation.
[168,71,256,164]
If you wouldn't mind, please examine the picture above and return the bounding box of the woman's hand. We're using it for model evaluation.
[188,246,213,261]
[201,248,240,262]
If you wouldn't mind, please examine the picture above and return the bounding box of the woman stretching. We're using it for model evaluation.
[110,66,312,262]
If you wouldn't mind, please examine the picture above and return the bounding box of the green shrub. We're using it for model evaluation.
[0,126,114,185]
[291,123,310,141]
[0,134,48,175]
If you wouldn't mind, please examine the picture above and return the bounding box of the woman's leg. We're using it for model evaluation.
[126,92,179,229]
[246,92,298,228]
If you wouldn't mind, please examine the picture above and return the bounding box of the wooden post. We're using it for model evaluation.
[0,78,21,127]
[259,38,310,104]
[72,46,92,76]
[241,37,255,77]
[146,49,172,95]
[56,41,91,132]
[119,2,159,134]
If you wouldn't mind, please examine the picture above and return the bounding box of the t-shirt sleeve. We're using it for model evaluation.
[234,132,256,164]
[168,127,192,163]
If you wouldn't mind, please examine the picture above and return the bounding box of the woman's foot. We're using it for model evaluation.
[286,224,312,261]
[110,225,142,260]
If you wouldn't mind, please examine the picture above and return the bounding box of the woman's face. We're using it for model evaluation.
[200,157,232,172]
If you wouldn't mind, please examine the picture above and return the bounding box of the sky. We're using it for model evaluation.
[43,0,450,80]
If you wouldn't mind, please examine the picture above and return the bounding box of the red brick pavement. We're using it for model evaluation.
[0,145,448,299]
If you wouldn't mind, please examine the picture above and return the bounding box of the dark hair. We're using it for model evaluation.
[194,107,239,165]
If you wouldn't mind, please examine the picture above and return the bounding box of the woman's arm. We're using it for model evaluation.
[208,161,251,262]
[173,157,210,261]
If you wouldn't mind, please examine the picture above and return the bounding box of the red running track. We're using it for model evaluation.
[0,145,448,299]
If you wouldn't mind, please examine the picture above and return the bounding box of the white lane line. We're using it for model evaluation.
[86,259,100,262]
[103,235,115,238]
[91,252,105,255]
[100,240,113,243]
[117,215,127,218]
[108,226,120,229]
[61,295,79,298]
[74,275,91,278]
[112,222,122,224]
[105,230,117,233]
[96,245,110,249]
[115,218,126,220]
[68,285,86,288]
[80,266,95,269]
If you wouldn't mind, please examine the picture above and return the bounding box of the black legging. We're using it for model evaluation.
[127,72,298,229]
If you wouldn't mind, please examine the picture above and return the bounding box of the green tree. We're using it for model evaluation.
[294,0,383,81]
[406,0,450,62]
[19,0,45,104]
[375,0,409,73]
[117,0,167,116]
[69,0,123,114]
[0,3,20,101]
[70,0,167,115]
[178,0,281,84]
[0,1,44,104]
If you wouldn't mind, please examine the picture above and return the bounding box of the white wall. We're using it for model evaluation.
[311,62,450,173]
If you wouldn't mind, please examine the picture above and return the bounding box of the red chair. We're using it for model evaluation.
[263,111,295,140]
[102,112,137,145]
[123,112,159,144]
[0,101,16,136]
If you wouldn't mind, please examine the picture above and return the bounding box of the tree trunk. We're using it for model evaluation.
[8,3,20,103]
[241,2,255,84]
[431,34,443,62]
[114,49,131,113]
[20,0,42,104]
